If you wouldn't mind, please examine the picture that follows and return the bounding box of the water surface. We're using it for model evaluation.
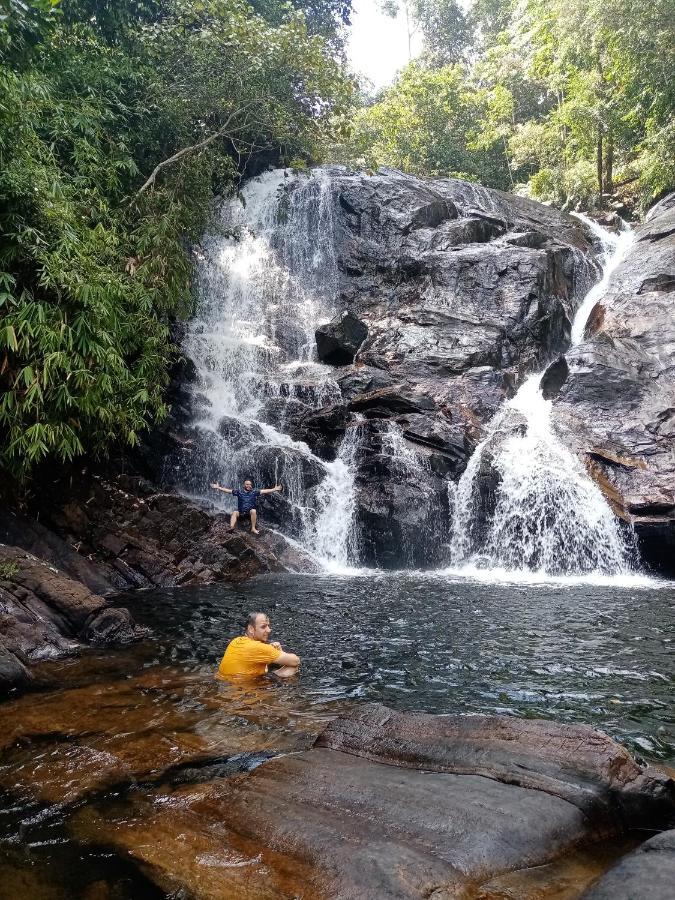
[131,572,675,762]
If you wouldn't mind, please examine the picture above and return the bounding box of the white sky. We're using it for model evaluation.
[347,0,422,91]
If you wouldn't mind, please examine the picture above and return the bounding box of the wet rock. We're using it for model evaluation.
[336,364,394,400]
[0,643,31,691]
[555,192,675,574]
[0,510,114,595]
[0,663,332,805]
[290,403,350,459]
[582,828,675,900]
[0,544,142,689]
[297,167,597,565]
[353,421,451,567]
[318,704,675,830]
[11,475,315,597]
[315,311,368,365]
[540,354,570,399]
[73,704,675,899]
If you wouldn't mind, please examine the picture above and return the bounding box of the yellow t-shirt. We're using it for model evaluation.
[217,636,282,678]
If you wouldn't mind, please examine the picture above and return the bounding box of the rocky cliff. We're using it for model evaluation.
[288,167,599,566]
[553,193,675,573]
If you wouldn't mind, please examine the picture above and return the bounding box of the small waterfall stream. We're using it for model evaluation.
[449,219,635,576]
[173,170,359,568]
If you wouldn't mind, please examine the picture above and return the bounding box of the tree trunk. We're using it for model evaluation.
[604,127,614,196]
[597,126,604,209]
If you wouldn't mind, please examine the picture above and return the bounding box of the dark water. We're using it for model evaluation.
[133,572,675,761]
[0,572,673,899]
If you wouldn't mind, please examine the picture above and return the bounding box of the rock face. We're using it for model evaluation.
[289,167,597,567]
[316,311,368,365]
[554,192,675,573]
[0,544,143,691]
[2,474,313,596]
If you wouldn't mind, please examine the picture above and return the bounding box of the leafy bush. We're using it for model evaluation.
[0,0,353,480]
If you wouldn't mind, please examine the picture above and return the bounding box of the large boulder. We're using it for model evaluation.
[554,192,675,573]
[67,703,675,899]
[316,311,368,365]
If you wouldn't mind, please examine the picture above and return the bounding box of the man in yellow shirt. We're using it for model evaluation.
[217,612,300,679]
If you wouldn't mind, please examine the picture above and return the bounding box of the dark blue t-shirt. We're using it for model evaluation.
[232,489,260,514]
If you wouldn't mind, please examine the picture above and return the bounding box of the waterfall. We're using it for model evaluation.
[450,219,635,577]
[570,215,634,345]
[171,170,359,568]
[305,424,362,570]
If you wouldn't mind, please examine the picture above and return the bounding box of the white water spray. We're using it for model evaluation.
[175,170,359,568]
[450,218,635,576]
[570,215,634,345]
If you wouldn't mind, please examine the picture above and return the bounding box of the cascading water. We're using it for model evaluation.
[172,170,359,568]
[450,219,635,576]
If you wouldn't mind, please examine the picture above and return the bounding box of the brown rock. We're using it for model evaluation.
[68,705,674,900]
[0,544,142,690]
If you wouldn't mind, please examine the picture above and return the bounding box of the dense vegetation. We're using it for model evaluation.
[0,0,352,478]
[346,0,674,211]
[1,0,672,481]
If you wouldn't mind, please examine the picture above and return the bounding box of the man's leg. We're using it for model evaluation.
[250,509,259,535]
[229,511,239,531]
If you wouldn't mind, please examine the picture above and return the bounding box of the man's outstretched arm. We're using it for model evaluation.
[259,484,282,495]
[210,483,233,494]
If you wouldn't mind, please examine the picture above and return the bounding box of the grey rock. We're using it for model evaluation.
[555,192,675,573]
[316,311,368,365]
[582,828,675,900]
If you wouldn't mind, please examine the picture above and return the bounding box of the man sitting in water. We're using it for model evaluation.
[210,479,282,534]
[217,612,300,679]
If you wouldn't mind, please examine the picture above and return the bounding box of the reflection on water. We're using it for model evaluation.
[0,572,673,898]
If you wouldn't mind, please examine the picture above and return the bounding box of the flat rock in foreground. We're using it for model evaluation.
[78,704,675,899]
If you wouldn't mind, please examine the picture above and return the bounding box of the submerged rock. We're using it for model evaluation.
[65,702,674,899]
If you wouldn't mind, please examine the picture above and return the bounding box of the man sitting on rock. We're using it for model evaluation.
[217,612,300,679]
[210,479,282,535]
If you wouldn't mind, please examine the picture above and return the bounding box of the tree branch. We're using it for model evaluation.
[136,102,264,195]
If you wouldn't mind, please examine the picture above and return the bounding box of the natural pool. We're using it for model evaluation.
[1,572,673,898]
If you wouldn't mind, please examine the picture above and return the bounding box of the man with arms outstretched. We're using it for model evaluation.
[217,612,300,679]
[210,478,281,534]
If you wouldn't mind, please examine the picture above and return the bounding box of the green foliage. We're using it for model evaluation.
[342,62,511,187]
[0,561,20,580]
[0,0,353,479]
[346,0,674,210]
